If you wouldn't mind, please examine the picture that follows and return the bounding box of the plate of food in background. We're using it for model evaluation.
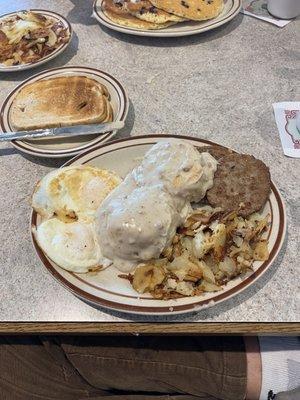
[30,135,286,315]
[0,10,72,72]
[0,66,129,157]
[93,0,241,37]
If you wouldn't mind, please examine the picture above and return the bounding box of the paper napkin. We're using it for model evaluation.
[242,0,292,28]
[273,102,300,158]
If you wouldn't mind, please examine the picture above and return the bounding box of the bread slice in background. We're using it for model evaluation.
[10,76,113,131]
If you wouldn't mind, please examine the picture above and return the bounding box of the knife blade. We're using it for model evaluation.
[0,121,125,142]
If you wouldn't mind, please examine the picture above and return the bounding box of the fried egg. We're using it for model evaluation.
[32,166,122,222]
[35,218,105,273]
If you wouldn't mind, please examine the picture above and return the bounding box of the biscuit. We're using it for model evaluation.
[149,0,224,21]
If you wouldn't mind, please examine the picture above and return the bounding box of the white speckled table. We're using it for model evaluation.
[0,0,299,326]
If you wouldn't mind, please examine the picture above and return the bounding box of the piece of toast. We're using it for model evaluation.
[10,76,112,131]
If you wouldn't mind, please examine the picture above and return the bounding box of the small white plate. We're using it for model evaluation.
[0,9,72,72]
[0,66,129,158]
[31,135,286,316]
[93,0,241,37]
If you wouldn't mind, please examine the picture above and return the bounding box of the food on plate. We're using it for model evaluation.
[97,185,185,272]
[96,140,218,271]
[102,0,177,29]
[32,165,121,272]
[35,218,102,273]
[127,206,270,298]
[10,76,113,131]
[197,144,234,162]
[205,152,271,217]
[32,165,121,222]
[149,0,224,21]
[101,0,224,30]
[0,11,70,66]
[131,140,217,202]
[126,0,185,23]
[32,140,272,299]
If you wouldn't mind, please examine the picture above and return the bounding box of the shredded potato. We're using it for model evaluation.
[0,11,70,66]
[121,206,270,299]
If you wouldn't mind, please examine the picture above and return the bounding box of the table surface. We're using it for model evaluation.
[0,0,299,329]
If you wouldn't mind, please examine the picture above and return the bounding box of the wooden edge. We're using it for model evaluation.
[0,323,299,335]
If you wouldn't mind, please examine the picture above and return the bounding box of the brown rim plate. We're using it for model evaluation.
[93,0,241,37]
[0,66,129,157]
[0,9,73,72]
[31,134,286,315]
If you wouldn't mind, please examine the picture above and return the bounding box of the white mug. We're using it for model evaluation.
[267,0,300,19]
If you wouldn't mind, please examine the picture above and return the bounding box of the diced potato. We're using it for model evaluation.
[192,230,213,259]
[175,281,194,296]
[132,264,165,294]
[211,223,227,261]
[196,260,215,284]
[219,256,237,277]
[168,255,202,281]
[253,241,269,261]
[198,281,222,292]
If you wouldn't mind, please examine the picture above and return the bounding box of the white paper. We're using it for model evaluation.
[242,0,292,27]
[273,102,300,158]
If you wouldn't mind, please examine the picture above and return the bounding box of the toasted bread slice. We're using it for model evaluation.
[10,76,112,131]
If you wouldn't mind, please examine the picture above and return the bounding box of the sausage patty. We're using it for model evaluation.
[198,146,271,217]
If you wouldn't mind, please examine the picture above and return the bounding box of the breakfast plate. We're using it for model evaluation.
[31,134,286,316]
[0,66,129,158]
[93,0,242,37]
[0,9,72,72]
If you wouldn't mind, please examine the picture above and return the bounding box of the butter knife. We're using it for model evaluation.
[0,121,125,142]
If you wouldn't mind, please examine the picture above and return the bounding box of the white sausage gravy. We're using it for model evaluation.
[96,140,217,272]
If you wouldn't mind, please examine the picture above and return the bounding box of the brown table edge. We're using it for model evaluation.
[0,323,299,335]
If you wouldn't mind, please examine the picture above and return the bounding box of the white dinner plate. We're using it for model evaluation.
[93,0,241,37]
[0,9,72,72]
[0,66,129,158]
[31,135,286,316]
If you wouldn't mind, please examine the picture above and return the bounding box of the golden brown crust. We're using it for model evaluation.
[10,76,112,130]
[103,0,178,29]
[126,0,185,23]
[149,0,224,21]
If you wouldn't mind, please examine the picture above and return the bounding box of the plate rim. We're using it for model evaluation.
[93,0,242,38]
[30,134,287,316]
[0,9,73,72]
[0,65,129,158]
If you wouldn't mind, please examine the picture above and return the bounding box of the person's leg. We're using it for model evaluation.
[61,335,247,400]
[258,337,300,400]
[244,336,262,400]
[245,336,300,400]
[0,336,106,400]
